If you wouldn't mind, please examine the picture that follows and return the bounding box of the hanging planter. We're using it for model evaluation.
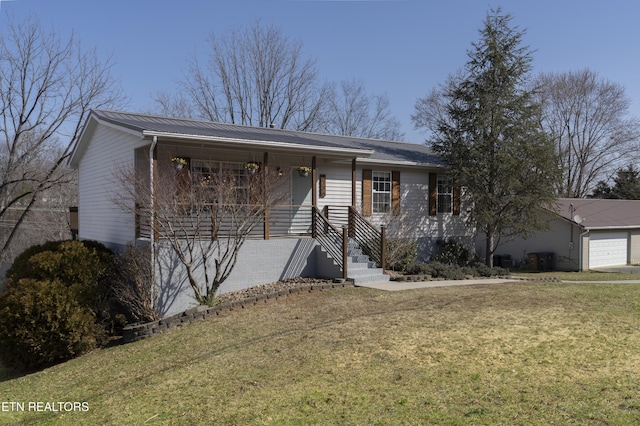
[297,166,311,177]
[245,162,259,174]
[171,157,188,171]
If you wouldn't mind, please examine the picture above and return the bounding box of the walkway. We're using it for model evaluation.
[357,273,640,291]
[356,278,520,291]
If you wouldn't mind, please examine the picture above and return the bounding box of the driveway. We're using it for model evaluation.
[591,265,640,274]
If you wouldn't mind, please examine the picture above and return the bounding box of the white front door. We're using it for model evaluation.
[290,170,312,234]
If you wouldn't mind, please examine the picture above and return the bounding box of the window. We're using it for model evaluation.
[372,171,391,213]
[191,160,250,204]
[437,176,453,214]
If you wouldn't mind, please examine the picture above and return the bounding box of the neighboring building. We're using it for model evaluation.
[69,110,474,316]
[483,198,640,271]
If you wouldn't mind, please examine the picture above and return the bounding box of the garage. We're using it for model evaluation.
[589,232,628,268]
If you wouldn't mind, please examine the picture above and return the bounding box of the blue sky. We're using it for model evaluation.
[2,0,639,143]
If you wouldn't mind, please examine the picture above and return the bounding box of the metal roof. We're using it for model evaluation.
[551,198,640,229]
[90,109,444,166]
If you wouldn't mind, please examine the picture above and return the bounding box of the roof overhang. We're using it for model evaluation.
[68,113,146,168]
[543,206,640,231]
[582,225,640,231]
[354,157,447,169]
[142,130,374,159]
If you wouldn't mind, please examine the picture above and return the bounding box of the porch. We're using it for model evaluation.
[136,204,387,281]
[134,140,388,281]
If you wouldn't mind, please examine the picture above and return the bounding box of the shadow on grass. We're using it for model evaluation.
[0,360,26,382]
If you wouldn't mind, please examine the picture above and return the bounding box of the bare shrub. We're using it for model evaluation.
[112,244,159,323]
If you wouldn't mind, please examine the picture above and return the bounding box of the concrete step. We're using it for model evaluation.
[348,254,371,264]
[347,266,385,277]
[351,273,390,286]
[348,260,377,270]
[317,241,388,284]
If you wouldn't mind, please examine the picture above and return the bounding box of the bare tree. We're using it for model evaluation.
[317,79,404,141]
[112,244,159,323]
[117,159,290,306]
[535,69,640,198]
[154,21,326,131]
[412,72,464,141]
[151,92,196,120]
[0,14,124,261]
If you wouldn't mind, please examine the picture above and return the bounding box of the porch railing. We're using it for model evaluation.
[323,205,386,270]
[135,204,313,240]
[135,203,385,278]
[312,206,348,280]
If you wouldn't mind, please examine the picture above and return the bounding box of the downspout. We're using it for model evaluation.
[149,136,158,296]
[579,228,589,271]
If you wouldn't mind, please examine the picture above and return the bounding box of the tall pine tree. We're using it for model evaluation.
[590,164,640,199]
[429,9,560,266]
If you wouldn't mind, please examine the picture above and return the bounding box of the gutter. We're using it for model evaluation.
[142,130,374,158]
[355,157,447,168]
[149,136,158,303]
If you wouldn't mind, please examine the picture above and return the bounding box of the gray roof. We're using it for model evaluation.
[551,198,640,229]
[90,109,444,166]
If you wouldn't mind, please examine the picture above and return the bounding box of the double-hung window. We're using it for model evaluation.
[437,176,453,214]
[191,160,250,205]
[372,171,391,213]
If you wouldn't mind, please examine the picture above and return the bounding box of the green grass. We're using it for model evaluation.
[1,281,640,424]
[514,270,640,281]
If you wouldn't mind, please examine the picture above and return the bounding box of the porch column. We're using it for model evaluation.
[263,152,269,240]
[312,156,317,207]
[351,158,357,207]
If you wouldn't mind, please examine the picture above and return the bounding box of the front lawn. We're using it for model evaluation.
[1,281,639,424]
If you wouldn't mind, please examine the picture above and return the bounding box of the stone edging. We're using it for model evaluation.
[390,274,559,282]
[122,280,354,343]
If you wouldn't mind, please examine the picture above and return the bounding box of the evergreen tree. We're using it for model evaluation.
[590,164,640,199]
[423,9,560,266]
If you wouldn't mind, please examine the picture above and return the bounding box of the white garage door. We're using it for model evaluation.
[589,232,628,268]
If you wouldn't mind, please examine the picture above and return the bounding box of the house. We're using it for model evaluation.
[482,198,640,271]
[69,110,474,316]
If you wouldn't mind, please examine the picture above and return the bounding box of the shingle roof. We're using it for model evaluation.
[551,198,640,229]
[91,109,444,166]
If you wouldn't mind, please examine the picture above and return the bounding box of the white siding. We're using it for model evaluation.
[317,164,355,209]
[481,212,583,271]
[317,164,474,259]
[631,230,640,265]
[395,169,474,257]
[77,125,146,247]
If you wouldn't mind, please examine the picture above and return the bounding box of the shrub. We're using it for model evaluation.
[385,238,418,272]
[404,261,510,280]
[405,261,466,280]
[429,262,467,280]
[7,240,114,285]
[430,239,472,266]
[0,240,117,371]
[6,241,62,284]
[0,279,106,371]
[404,261,431,275]
[6,240,115,317]
[111,244,159,323]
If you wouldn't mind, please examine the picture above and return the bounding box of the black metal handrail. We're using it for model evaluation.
[348,206,386,269]
[319,205,387,270]
[312,206,348,279]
